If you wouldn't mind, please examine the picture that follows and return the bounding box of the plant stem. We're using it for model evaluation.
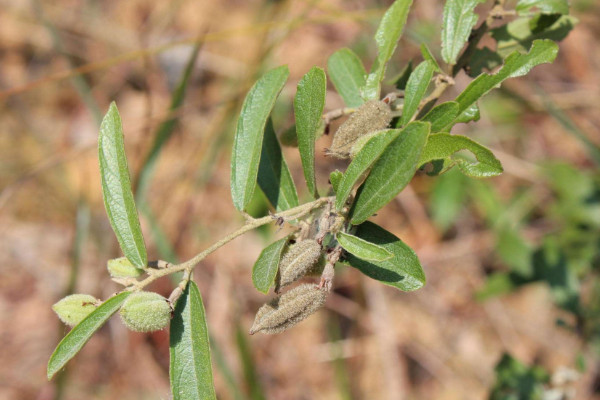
[127,197,333,292]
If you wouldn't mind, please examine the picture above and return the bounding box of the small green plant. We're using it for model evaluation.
[47,0,575,397]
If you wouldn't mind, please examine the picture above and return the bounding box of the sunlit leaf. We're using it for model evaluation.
[231,66,289,211]
[251,237,288,294]
[337,231,392,262]
[400,60,435,126]
[327,48,367,108]
[441,0,485,65]
[99,103,147,267]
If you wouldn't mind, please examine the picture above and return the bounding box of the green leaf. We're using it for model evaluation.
[327,48,367,108]
[99,103,148,268]
[429,168,468,231]
[491,15,577,58]
[337,231,393,262]
[441,0,485,65]
[400,60,435,126]
[345,222,425,291]
[231,65,289,211]
[350,122,430,224]
[251,237,288,294]
[393,61,413,90]
[47,292,131,380]
[294,66,326,199]
[257,119,299,211]
[335,129,402,211]
[420,43,442,72]
[170,281,216,400]
[329,170,343,194]
[419,133,503,178]
[516,0,569,15]
[363,0,414,100]
[455,103,480,124]
[422,101,459,132]
[453,40,558,116]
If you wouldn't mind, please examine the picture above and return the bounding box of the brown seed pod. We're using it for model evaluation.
[277,239,322,291]
[249,284,327,335]
[327,100,392,159]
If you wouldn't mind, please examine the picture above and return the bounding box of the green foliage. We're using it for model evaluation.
[399,60,435,126]
[257,119,299,211]
[419,133,503,178]
[327,49,367,108]
[170,282,216,400]
[48,292,131,380]
[441,0,485,65]
[252,237,289,294]
[336,231,393,262]
[489,354,549,400]
[295,66,327,198]
[422,101,459,132]
[350,122,430,224]
[363,0,413,100]
[345,222,425,291]
[99,103,148,268]
[231,66,289,211]
[516,0,569,15]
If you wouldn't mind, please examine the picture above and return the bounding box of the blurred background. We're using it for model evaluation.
[1,0,599,399]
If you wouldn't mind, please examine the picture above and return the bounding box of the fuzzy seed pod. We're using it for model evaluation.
[250,284,327,335]
[119,292,171,332]
[328,100,392,159]
[277,239,322,291]
[52,294,99,326]
[107,257,144,279]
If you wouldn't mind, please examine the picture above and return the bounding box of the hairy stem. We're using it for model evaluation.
[126,197,334,292]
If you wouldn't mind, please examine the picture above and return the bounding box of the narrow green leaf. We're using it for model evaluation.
[516,0,569,15]
[422,101,459,132]
[48,292,130,380]
[345,222,425,291]
[420,43,442,72]
[252,237,288,294]
[170,281,216,400]
[135,43,200,200]
[327,48,367,108]
[337,231,393,262]
[453,40,558,116]
[335,129,402,211]
[400,60,435,126]
[99,103,147,268]
[363,0,414,100]
[294,66,326,199]
[419,133,503,178]
[329,170,343,194]
[441,0,485,65]
[231,66,289,211]
[491,15,577,58]
[350,122,430,224]
[257,119,299,211]
[455,103,480,124]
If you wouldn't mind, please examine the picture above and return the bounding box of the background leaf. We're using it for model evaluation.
[419,133,503,178]
[294,66,326,199]
[252,237,288,294]
[170,281,216,400]
[400,60,435,126]
[48,292,131,380]
[335,129,402,211]
[350,122,430,224]
[363,0,414,100]
[420,43,442,72]
[99,103,147,268]
[327,48,367,108]
[441,0,485,65]
[329,170,343,194]
[345,222,425,291]
[231,65,289,211]
[337,231,392,262]
[516,0,569,15]
[257,119,299,211]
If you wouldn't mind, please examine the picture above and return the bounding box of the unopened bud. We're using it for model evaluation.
[107,257,144,278]
[327,100,392,159]
[52,294,99,326]
[119,291,171,332]
[250,284,327,335]
[277,239,322,291]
